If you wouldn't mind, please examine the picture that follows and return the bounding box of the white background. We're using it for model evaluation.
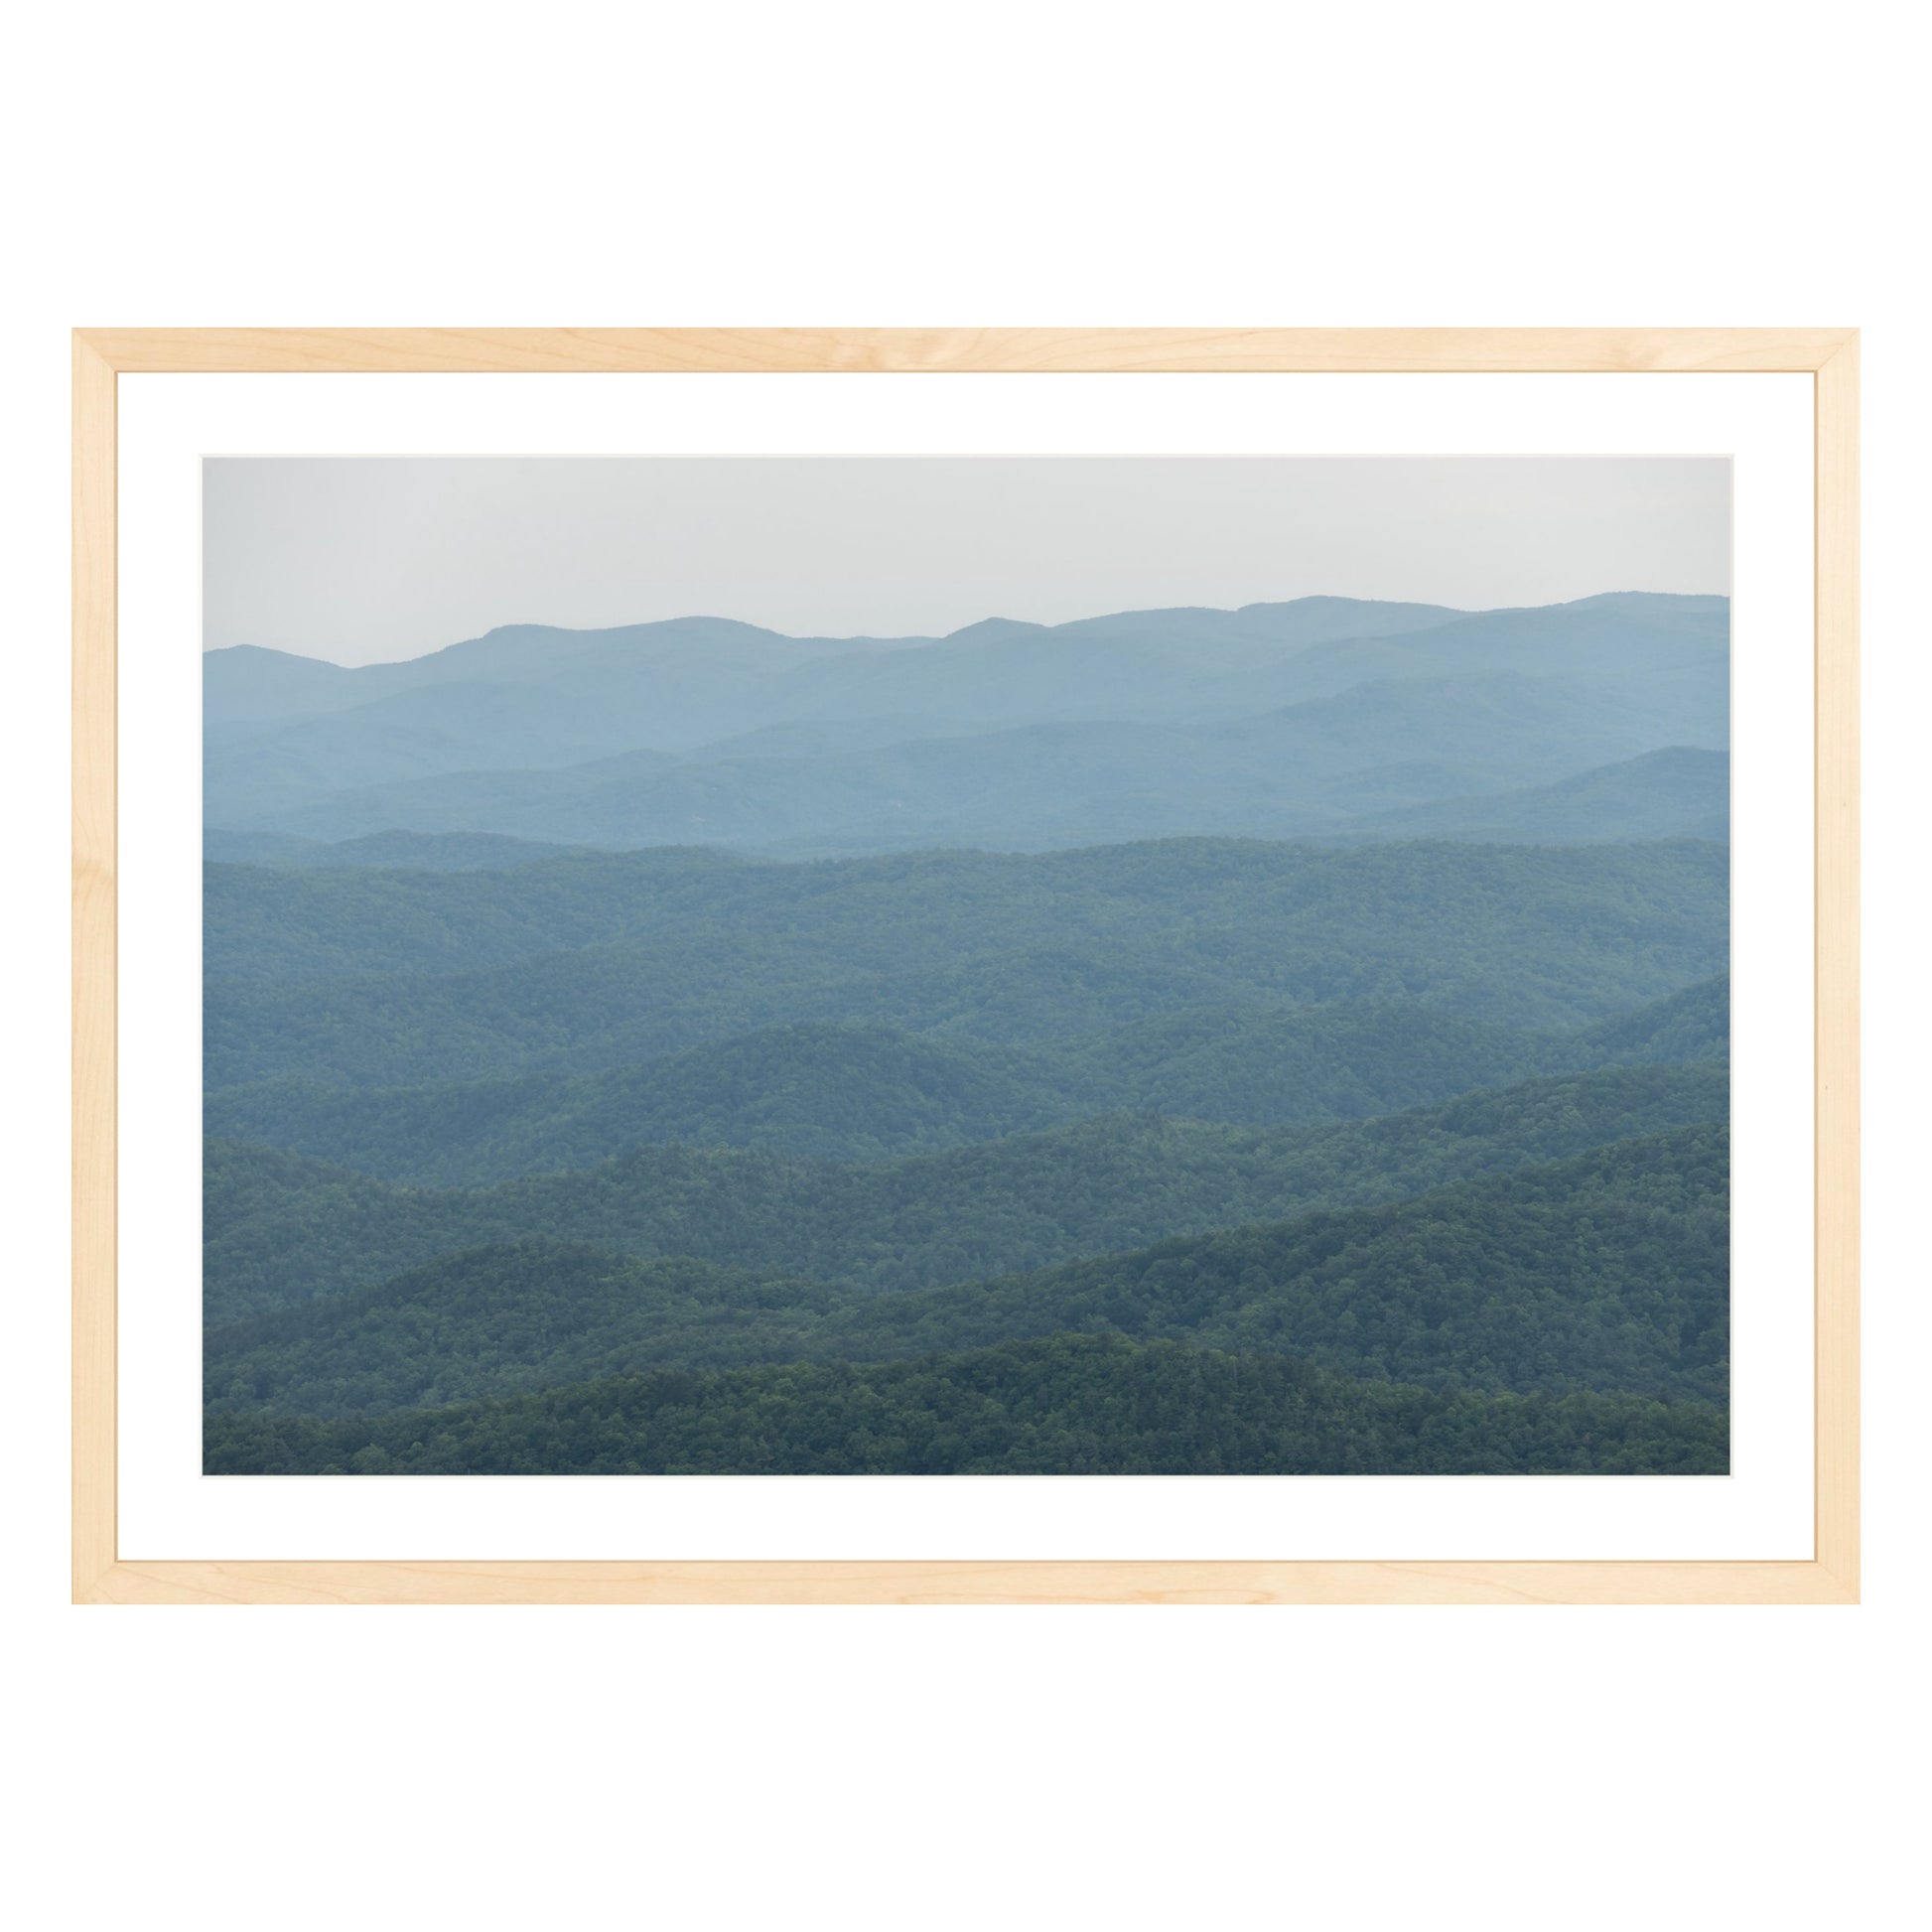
[6,4,1925,1930]
[118,372,1814,1561]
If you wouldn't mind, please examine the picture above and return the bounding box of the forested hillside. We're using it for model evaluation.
[205,1060,1727,1317]
[205,593,1730,1475]
[207,1127,1727,1422]
[205,979,1725,1184]
[206,1335,1728,1476]
[204,840,1727,1098]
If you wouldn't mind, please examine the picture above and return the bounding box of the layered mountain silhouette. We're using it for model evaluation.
[1330,746,1728,844]
[206,593,1729,852]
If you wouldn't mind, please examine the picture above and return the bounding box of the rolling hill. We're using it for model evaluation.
[205,828,589,871]
[204,1058,1727,1319]
[204,1125,1729,1419]
[205,838,1730,1096]
[205,978,1725,1185]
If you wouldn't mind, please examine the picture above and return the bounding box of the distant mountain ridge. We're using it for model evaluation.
[205,592,1729,851]
[229,672,1724,852]
[1330,747,1728,844]
[207,593,1481,708]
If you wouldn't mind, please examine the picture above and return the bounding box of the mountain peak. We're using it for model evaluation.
[1549,591,1730,614]
[942,618,1050,644]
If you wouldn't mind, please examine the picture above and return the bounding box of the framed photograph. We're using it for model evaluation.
[72,329,1859,1603]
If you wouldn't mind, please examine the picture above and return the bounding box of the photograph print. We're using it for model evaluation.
[201,455,1730,1477]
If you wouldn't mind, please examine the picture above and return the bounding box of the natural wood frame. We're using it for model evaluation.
[72,328,1859,1604]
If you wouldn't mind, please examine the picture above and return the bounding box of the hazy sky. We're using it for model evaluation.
[205,456,1731,665]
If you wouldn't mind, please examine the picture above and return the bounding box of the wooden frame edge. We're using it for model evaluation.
[73,333,116,1605]
[71,328,1860,1605]
[71,326,1859,375]
[76,1557,1856,1605]
[1812,336,1861,1601]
